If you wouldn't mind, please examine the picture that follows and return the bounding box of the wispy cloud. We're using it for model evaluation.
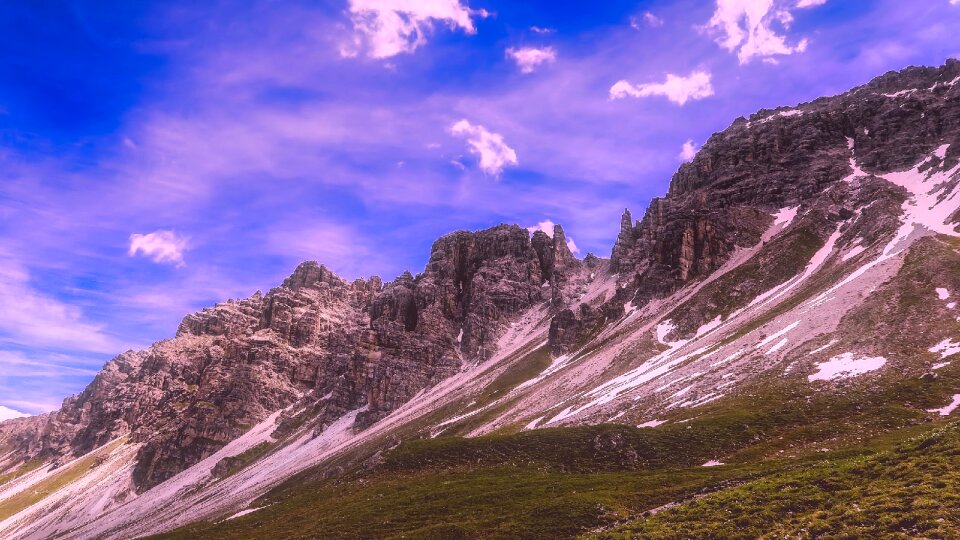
[610,70,714,105]
[632,11,664,29]
[0,255,119,354]
[530,26,555,34]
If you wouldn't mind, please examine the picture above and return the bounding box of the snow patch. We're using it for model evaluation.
[766,338,789,355]
[929,339,960,359]
[808,352,887,381]
[757,321,800,349]
[843,137,868,182]
[772,205,800,228]
[524,416,544,430]
[937,288,951,301]
[842,244,865,261]
[928,394,960,416]
[655,320,677,344]
[225,506,265,521]
[637,419,665,428]
[701,460,724,467]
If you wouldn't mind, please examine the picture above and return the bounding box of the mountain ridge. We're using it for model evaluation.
[2,58,960,539]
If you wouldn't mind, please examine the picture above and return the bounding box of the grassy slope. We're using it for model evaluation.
[593,424,960,539]
[152,368,957,540]
[0,438,125,521]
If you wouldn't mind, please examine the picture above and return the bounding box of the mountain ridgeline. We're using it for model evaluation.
[2,59,960,539]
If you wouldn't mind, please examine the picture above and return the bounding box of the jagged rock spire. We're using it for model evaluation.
[553,223,574,263]
[610,208,635,272]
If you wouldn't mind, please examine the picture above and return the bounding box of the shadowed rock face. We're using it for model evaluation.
[0,224,579,492]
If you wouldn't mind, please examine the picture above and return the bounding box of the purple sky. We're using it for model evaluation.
[2,0,960,415]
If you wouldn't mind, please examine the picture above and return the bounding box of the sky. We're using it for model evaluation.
[1,0,959,416]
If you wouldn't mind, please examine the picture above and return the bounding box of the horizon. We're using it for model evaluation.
[2,0,960,416]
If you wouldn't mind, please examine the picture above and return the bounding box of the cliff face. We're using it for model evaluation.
[0,224,580,491]
[602,59,960,334]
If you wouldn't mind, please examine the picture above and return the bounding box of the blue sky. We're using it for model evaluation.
[1,0,959,416]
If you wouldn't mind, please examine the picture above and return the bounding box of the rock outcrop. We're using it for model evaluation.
[0,224,591,491]
[610,59,960,314]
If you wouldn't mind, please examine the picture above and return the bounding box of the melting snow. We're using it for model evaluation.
[843,137,868,182]
[772,205,800,228]
[937,288,951,301]
[701,460,724,467]
[225,506,265,521]
[711,348,746,367]
[929,339,960,359]
[750,226,843,310]
[757,321,800,349]
[766,338,789,355]
[808,353,887,381]
[524,416,544,430]
[842,244,865,261]
[637,419,665,428]
[928,394,960,416]
[935,144,950,160]
[808,339,839,355]
[655,320,677,344]
[933,361,951,370]
[808,150,960,310]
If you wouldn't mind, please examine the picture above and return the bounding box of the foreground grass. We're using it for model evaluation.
[592,423,960,539]
[153,362,960,540]
[155,460,786,540]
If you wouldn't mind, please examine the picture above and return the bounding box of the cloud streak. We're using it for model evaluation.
[0,256,119,354]
[610,70,714,105]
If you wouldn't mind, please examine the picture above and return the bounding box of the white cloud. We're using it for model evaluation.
[527,219,557,237]
[128,230,189,266]
[529,26,555,34]
[506,46,557,74]
[705,0,821,64]
[642,11,664,27]
[678,139,699,161]
[344,0,487,59]
[610,71,714,105]
[526,220,579,254]
[0,405,28,421]
[449,120,519,175]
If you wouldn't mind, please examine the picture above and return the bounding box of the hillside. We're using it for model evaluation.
[1,59,960,539]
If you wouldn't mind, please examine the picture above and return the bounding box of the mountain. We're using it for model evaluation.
[2,59,960,539]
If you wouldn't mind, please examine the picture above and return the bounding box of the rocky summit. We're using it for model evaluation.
[3,59,960,539]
